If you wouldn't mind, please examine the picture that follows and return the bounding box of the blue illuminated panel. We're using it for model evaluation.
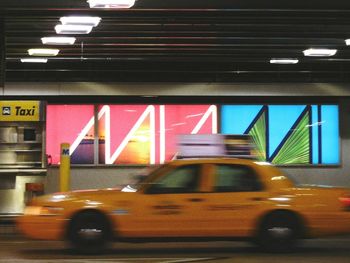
[268,105,306,159]
[221,104,339,165]
[311,105,319,164]
[221,105,263,134]
[321,105,339,164]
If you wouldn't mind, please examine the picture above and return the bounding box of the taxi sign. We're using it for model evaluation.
[0,101,41,121]
[177,134,258,159]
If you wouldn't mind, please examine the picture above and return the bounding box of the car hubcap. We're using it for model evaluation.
[78,228,102,240]
[268,226,292,238]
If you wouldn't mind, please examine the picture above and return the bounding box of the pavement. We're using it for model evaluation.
[1,235,350,263]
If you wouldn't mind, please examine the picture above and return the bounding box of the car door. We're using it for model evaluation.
[201,163,268,237]
[125,163,209,237]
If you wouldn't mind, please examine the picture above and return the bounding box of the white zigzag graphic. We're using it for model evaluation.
[70,105,217,164]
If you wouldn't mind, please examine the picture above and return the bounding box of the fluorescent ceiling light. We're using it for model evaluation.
[87,0,136,9]
[21,58,48,63]
[303,48,337,57]
[345,39,350,46]
[270,58,299,64]
[28,48,59,56]
[41,37,76,45]
[55,24,93,34]
[60,16,101,27]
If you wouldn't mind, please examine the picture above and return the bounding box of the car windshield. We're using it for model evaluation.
[122,164,170,192]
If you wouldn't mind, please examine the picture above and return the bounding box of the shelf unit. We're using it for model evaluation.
[0,124,45,169]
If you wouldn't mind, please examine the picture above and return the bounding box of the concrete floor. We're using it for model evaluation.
[1,236,350,263]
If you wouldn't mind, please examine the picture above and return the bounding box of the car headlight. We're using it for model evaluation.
[24,206,64,216]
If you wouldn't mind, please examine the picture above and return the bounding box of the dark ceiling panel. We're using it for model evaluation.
[1,0,350,10]
[2,0,350,82]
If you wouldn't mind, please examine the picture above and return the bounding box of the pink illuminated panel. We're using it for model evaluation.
[46,104,217,165]
[98,105,154,165]
[162,105,217,163]
[46,105,94,164]
[97,105,217,164]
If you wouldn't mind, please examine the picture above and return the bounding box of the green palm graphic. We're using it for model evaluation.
[271,111,310,164]
[248,111,266,161]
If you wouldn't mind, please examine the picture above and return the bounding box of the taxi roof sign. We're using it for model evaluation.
[176,134,258,160]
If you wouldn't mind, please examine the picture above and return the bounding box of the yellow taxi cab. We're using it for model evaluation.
[17,158,350,253]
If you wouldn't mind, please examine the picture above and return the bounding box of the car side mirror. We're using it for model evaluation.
[143,183,163,194]
[134,174,147,183]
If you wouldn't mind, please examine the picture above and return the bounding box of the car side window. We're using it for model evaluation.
[145,164,200,194]
[213,164,262,192]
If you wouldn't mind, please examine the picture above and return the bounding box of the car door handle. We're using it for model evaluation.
[250,197,263,201]
[187,198,204,202]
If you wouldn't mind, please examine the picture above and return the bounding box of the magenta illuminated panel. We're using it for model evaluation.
[46,104,217,165]
[97,104,217,165]
[46,105,94,164]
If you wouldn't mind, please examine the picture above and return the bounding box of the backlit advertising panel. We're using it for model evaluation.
[46,105,95,164]
[97,105,217,164]
[46,104,217,165]
[221,105,339,165]
[47,104,338,166]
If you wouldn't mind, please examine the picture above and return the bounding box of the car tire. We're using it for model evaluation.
[256,212,302,253]
[67,210,112,254]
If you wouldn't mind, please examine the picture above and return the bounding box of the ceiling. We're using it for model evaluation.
[2,0,350,83]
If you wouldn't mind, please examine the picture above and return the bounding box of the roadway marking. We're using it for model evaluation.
[0,258,215,263]
[0,241,27,244]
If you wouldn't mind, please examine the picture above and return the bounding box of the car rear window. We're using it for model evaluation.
[213,164,263,192]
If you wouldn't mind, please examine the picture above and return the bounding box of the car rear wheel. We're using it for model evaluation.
[67,210,112,254]
[256,212,302,252]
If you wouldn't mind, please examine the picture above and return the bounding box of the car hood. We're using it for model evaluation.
[30,187,132,206]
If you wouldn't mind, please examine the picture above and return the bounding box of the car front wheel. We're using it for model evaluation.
[67,210,112,254]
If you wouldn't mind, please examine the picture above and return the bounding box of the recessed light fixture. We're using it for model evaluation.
[270,58,299,64]
[21,58,48,63]
[303,48,337,57]
[41,37,76,45]
[345,39,350,46]
[28,48,60,56]
[60,16,101,27]
[87,0,136,9]
[55,24,93,34]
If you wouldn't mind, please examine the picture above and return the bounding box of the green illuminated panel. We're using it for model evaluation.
[271,111,310,164]
[247,110,266,161]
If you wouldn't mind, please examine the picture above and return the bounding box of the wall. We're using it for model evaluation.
[45,166,142,193]
[2,82,350,201]
[0,175,44,214]
[45,164,350,195]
